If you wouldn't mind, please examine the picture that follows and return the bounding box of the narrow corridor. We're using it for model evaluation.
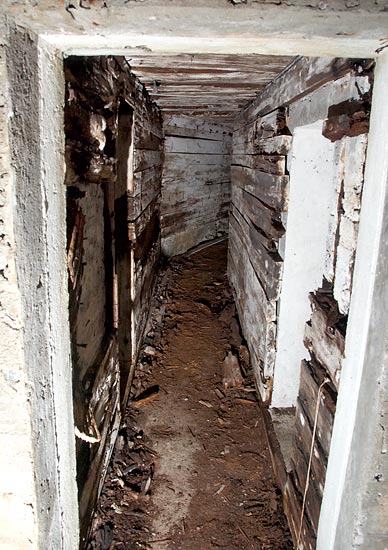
[87,242,292,549]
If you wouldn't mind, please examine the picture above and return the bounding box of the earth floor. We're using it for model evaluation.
[87,241,293,550]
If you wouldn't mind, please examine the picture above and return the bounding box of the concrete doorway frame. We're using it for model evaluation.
[3,5,388,547]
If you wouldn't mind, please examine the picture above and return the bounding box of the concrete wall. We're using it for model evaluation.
[161,115,232,256]
[4,28,79,550]
[0,41,38,550]
[318,51,388,550]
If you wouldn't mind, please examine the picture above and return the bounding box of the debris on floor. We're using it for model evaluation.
[86,241,293,549]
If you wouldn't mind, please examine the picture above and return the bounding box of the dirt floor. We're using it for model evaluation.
[87,241,293,550]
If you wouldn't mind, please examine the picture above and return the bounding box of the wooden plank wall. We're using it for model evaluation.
[161,115,232,256]
[284,288,344,550]
[229,57,371,402]
[229,57,372,549]
[64,56,163,544]
[229,109,291,404]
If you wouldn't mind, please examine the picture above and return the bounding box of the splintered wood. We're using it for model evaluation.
[127,54,294,119]
[65,55,163,543]
[285,284,344,549]
[229,106,290,404]
[161,115,232,257]
[86,241,293,550]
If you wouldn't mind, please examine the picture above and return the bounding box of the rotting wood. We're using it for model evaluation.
[232,154,285,175]
[284,474,316,550]
[297,361,336,457]
[254,135,293,155]
[65,55,163,545]
[238,57,370,129]
[231,184,285,240]
[231,165,288,209]
[292,405,327,498]
[127,53,294,119]
[131,385,160,408]
[304,306,344,389]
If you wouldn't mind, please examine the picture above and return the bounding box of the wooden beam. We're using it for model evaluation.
[239,57,369,128]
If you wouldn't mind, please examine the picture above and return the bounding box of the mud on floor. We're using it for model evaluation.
[86,241,293,550]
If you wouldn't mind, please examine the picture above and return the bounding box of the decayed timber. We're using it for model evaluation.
[65,55,163,542]
[78,338,121,540]
[239,57,369,127]
[304,304,345,389]
[127,53,295,118]
[254,135,293,155]
[231,165,288,209]
[232,154,285,175]
[291,445,322,535]
[161,115,232,256]
[292,404,328,498]
[285,291,341,548]
[298,360,336,457]
[284,474,316,550]
[231,184,285,241]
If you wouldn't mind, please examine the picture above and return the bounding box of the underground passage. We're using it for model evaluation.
[64,53,373,549]
[2,4,388,548]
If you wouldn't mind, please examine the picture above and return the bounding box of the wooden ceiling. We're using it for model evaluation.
[126,54,295,120]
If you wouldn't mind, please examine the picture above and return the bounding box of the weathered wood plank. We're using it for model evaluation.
[298,360,336,457]
[163,151,230,167]
[238,57,362,128]
[128,196,160,239]
[231,184,285,240]
[284,473,316,550]
[229,210,283,301]
[304,303,345,389]
[162,193,227,233]
[164,118,232,141]
[134,123,163,151]
[165,135,230,155]
[293,402,328,498]
[133,165,163,197]
[134,149,163,172]
[228,237,276,402]
[232,154,285,175]
[231,164,288,209]
[79,338,121,536]
[128,53,293,71]
[254,135,293,155]
[291,445,322,535]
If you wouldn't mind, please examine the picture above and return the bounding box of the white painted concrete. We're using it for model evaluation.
[317,51,388,550]
[272,121,337,408]
[37,39,80,549]
[0,43,38,550]
[5,29,79,548]
[18,3,386,59]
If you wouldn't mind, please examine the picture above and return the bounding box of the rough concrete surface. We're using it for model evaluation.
[0,42,38,550]
[1,1,388,57]
[6,27,79,549]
